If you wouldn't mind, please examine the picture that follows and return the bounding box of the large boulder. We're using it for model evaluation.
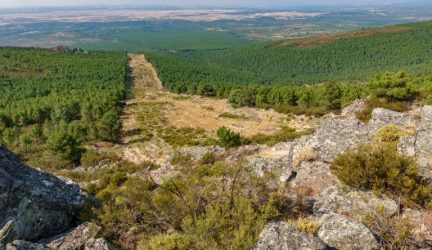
[0,145,83,244]
[317,213,379,250]
[253,222,327,250]
[369,108,416,129]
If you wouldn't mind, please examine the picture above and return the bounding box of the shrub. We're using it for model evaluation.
[331,143,432,206]
[363,204,415,249]
[171,152,192,166]
[355,96,410,122]
[216,126,241,148]
[199,152,216,165]
[368,71,413,101]
[288,217,319,236]
[80,150,105,167]
[374,125,409,145]
[139,233,192,250]
[44,128,81,163]
[218,112,247,119]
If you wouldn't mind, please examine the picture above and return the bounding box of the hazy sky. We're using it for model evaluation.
[0,0,422,8]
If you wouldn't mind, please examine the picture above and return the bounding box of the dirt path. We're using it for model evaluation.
[114,53,318,165]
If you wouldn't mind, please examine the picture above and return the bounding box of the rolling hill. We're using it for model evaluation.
[147,21,432,87]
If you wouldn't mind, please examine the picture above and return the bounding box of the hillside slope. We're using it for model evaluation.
[147,21,432,86]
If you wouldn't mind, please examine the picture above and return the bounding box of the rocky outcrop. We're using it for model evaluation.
[0,145,83,244]
[4,223,115,250]
[341,99,365,117]
[0,146,115,249]
[415,105,432,178]
[313,186,398,218]
[5,240,48,250]
[253,222,327,250]
[317,213,379,250]
[290,161,339,196]
[253,106,432,249]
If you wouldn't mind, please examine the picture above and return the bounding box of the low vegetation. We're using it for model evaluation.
[331,143,432,207]
[216,126,241,148]
[77,159,303,249]
[363,205,416,249]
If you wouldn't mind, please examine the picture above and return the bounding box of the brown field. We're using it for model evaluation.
[274,24,411,48]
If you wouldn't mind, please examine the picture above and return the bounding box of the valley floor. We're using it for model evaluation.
[100,53,317,165]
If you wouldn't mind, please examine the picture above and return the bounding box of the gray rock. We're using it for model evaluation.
[85,238,116,250]
[415,106,432,178]
[249,155,293,182]
[397,136,416,157]
[290,162,339,197]
[0,145,83,244]
[253,222,327,250]
[369,108,416,129]
[41,223,100,250]
[5,241,48,250]
[341,99,366,118]
[178,146,225,161]
[313,186,398,219]
[317,213,379,250]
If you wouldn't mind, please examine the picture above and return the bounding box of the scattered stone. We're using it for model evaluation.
[253,222,327,250]
[317,213,379,250]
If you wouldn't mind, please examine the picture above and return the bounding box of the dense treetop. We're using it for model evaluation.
[0,47,127,167]
[147,21,432,86]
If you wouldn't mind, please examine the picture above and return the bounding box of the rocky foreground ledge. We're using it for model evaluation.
[0,146,114,250]
[250,104,432,250]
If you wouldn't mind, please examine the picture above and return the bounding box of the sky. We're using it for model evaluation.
[0,0,423,8]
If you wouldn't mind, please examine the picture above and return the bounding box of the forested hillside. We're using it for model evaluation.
[0,47,127,168]
[144,21,432,115]
[147,21,432,86]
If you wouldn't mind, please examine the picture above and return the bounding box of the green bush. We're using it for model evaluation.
[368,71,413,101]
[216,126,241,148]
[139,233,192,250]
[80,150,105,167]
[355,96,410,122]
[331,143,432,206]
[44,128,81,163]
[374,125,409,145]
[92,162,287,249]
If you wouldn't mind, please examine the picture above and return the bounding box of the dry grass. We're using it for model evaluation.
[293,146,317,168]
